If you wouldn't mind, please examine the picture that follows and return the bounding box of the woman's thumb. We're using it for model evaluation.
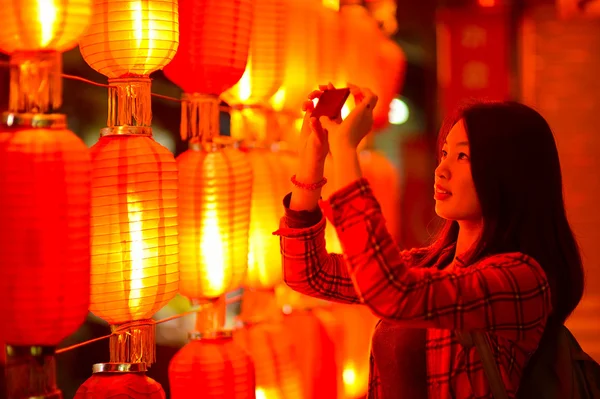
[318,116,335,131]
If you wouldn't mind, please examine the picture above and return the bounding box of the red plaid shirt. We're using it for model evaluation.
[275,178,552,399]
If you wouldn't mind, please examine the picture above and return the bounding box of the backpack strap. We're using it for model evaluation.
[457,331,509,399]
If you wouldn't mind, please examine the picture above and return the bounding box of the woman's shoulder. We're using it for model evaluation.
[470,252,550,287]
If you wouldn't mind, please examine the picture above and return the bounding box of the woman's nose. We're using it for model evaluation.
[435,160,450,180]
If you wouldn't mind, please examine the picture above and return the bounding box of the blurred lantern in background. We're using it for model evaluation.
[163,1,256,398]
[234,322,304,399]
[281,307,339,399]
[373,37,407,131]
[75,0,180,395]
[169,333,255,398]
[0,0,92,397]
[317,0,343,87]
[331,304,378,399]
[270,0,320,143]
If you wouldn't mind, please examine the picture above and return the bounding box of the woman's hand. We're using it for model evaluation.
[289,83,340,212]
[318,84,378,191]
[298,82,340,166]
[318,84,378,156]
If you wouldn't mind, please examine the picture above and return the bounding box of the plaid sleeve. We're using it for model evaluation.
[321,179,553,343]
[274,210,361,304]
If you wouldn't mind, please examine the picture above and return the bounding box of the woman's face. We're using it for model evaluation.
[434,119,482,222]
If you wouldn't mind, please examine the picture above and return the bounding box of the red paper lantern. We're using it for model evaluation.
[163,0,254,96]
[75,368,165,399]
[0,122,91,346]
[316,3,343,86]
[177,140,253,299]
[234,322,303,399]
[330,304,379,399]
[169,334,256,398]
[282,310,338,399]
[373,38,406,131]
[222,0,285,107]
[244,147,297,290]
[89,134,179,326]
[340,5,380,91]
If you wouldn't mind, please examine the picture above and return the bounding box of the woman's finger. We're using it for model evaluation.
[302,100,315,113]
[308,90,323,100]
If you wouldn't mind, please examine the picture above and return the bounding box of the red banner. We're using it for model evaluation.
[436,6,511,116]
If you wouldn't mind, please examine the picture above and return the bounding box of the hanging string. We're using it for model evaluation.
[54,292,243,355]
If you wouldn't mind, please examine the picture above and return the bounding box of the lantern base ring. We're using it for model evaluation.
[92,362,148,374]
[100,125,152,137]
[1,112,66,129]
[188,330,233,341]
[189,136,240,152]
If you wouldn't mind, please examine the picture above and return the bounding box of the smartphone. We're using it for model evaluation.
[311,88,350,119]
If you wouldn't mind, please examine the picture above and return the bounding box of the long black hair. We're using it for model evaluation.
[419,101,584,325]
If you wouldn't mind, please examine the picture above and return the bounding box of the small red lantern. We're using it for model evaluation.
[164,0,253,96]
[75,364,165,399]
[169,333,256,398]
[234,322,303,399]
[282,309,338,399]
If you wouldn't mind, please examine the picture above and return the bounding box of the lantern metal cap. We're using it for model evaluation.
[1,112,66,129]
[188,330,233,341]
[92,363,147,374]
[100,126,152,137]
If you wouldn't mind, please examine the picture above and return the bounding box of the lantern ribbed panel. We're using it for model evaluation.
[234,323,303,399]
[79,0,179,78]
[74,373,165,399]
[163,0,253,95]
[221,0,286,105]
[283,310,338,399]
[89,135,179,325]
[245,148,296,290]
[169,339,256,398]
[0,126,91,346]
[316,5,342,86]
[331,303,378,399]
[271,0,319,112]
[373,38,406,131]
[177,147,253,299]
[0,0,91,52]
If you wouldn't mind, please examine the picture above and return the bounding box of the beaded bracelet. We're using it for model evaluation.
[290,174,328,191]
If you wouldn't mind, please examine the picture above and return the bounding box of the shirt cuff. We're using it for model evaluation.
[282,192,323,229]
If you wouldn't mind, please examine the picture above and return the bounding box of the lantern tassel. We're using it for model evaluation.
[181,93,220,142]
[109,319,156,365]
[107,77,153,128]
[192,296,228,334]
[4,346,62,399]
[9,51,62,114]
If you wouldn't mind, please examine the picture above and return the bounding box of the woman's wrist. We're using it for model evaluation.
[331,147,362,190]
[295,158,326,182]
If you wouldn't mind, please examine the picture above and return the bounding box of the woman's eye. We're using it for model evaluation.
[441,150,448,158]
[458,152,470,160]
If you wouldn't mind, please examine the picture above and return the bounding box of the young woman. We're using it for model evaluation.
[274,84,585,399]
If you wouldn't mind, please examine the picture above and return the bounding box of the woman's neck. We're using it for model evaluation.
[455,220,483,261]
